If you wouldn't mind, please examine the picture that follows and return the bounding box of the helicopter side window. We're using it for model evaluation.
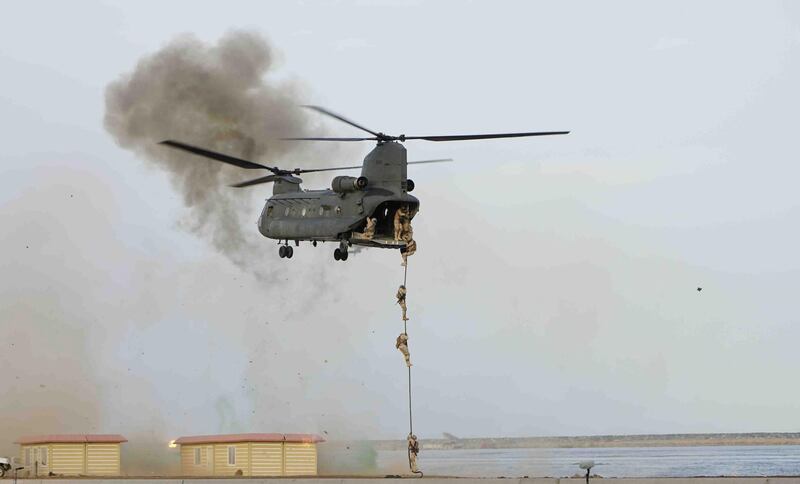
[301,207,307,217]
[284,207,290,217]
[335,206,342,216]
[319,206,324,216]
[266,206,274,217]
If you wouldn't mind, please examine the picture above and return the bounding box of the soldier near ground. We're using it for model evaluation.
[407,433,420,473]
[396,285,408,321]
[363,217,377,239]
[396,332,411,367]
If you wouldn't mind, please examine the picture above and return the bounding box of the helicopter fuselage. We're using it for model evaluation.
[159,104,567,261]
[257,141,419,249]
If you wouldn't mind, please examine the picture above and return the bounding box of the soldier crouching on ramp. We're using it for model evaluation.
[396,332,411,367]
[363,216,377,239]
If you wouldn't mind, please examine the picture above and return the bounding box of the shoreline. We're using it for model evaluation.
[367,433,800,450]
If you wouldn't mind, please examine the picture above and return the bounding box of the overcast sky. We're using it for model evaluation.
[2,0,800,455]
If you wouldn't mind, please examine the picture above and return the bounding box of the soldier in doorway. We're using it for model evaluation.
[394,206,409,241]
[396,332,411,367]
[407,433,420,474]
[396,285,408,321]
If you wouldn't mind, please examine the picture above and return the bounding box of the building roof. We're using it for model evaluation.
[15,434,128,445]
[174,433,325,445]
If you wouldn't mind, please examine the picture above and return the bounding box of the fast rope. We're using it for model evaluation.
[401,260,423,477]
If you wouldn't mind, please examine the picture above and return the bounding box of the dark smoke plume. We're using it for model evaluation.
[104,30,324,280]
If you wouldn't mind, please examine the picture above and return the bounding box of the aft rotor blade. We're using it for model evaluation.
[408,158,453,165]
[302,105,382,138]
[160,140,279,172]
[292,158,454,175]
[403,131,570,142]
[282,136,377,142]
[292,164,364,174]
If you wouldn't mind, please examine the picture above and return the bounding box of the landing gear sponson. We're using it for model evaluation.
[278,239,352,261]
[278,241,294,259]
[333,240,349,262]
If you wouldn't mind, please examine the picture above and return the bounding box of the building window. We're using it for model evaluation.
[24,448,31,466]
[40,447,47,466]
[227,446,236,466]
[194,447,201,465]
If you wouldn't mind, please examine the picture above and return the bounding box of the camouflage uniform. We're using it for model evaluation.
[363,217,377,239]
[401,238,417,267]
[396,333,411,367]
[393,206,408,241]
[407,434,420,473]
[396,285,408,321]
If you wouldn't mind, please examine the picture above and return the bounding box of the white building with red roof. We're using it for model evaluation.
[15,434,127,477]
[173,432,325,477]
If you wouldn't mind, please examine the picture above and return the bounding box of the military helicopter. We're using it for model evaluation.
[161,106,568,261]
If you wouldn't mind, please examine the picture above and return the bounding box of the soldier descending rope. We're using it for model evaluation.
[401,238,417,267]
[396,285,409,321]
[407,433,421,474]
[396,332,412,367]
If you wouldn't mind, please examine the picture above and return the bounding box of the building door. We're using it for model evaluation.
[38,446,48,476]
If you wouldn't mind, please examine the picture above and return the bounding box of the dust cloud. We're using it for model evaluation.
[104,30,326,281]
[0,32,384,476]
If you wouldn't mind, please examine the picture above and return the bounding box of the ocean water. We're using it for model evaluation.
[376,445,800,477]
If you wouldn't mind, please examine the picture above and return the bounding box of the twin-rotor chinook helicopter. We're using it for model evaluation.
[161,106,569,261]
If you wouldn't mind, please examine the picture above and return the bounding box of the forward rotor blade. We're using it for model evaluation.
[281,136,377,142]
[230,174,302,188]
[160,140,279,172]
[403,131,570,142]
[229,174,283,188]
[302,105,382,138]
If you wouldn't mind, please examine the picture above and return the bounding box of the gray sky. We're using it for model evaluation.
[2,0,800,454]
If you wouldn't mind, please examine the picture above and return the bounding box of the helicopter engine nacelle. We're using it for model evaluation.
[332,176,368,193]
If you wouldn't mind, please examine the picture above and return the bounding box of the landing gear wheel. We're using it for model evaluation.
[340,250,348,261]
[279,246,287,258]
[286,246,294,259]
[334,248,341,260]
